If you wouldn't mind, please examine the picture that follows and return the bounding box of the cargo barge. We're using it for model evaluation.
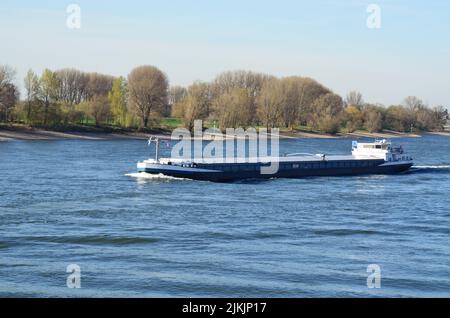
[137,139,413,182]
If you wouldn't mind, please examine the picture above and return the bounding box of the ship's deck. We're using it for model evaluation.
[151,154,384,165]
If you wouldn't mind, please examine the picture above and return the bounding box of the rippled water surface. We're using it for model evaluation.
[0,135,449,297]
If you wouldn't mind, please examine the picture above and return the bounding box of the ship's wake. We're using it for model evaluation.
[411,165,450,174]
[125,172,188,181]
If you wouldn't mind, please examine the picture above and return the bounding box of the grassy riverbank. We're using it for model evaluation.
[0,122,437,141]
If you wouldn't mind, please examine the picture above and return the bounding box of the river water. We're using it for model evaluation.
[0,135,449,297]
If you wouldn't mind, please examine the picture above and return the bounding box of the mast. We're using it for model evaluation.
[148,136,160,162]
[155,137,160,162]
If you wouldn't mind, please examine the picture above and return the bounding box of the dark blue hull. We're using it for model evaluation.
[139,161,413,182]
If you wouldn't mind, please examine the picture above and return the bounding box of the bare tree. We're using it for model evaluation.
[55,68,89,105]
[214,88,253,129]
[343,105,363,132]
[346,91,364,107]
[403,96,424,111]
[385,105,413,132]
[310,93,344,133]
[212,70,274,98]
[0,83,19,122]
[288,77,331,125]
[363,106,383,133]
[278,77,300,129]
[0,65,18,122]
[168,86,188,117]
[88,95,110,127]
[257,79,284,129]
[432,106,448,130]
[168,86,188,107]
[212,71,274,125]
[181,82,211,131]
[0,65,15,87]
[169,86,188,118]
[128,65,168,128]
[84,73,115,101]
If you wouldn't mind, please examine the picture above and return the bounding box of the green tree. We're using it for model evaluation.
[39,69,59,125]
[109,77,128,126]
[24,69,40,124]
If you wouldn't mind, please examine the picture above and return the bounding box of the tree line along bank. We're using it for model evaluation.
[0,65,447,134]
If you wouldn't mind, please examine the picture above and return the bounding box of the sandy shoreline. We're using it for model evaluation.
[0,128,152,141]
[0,127,446,142]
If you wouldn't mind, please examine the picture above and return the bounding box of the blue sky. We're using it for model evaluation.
[1,0,449,107]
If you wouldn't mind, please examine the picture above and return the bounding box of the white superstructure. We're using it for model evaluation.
[351,139,413,163]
